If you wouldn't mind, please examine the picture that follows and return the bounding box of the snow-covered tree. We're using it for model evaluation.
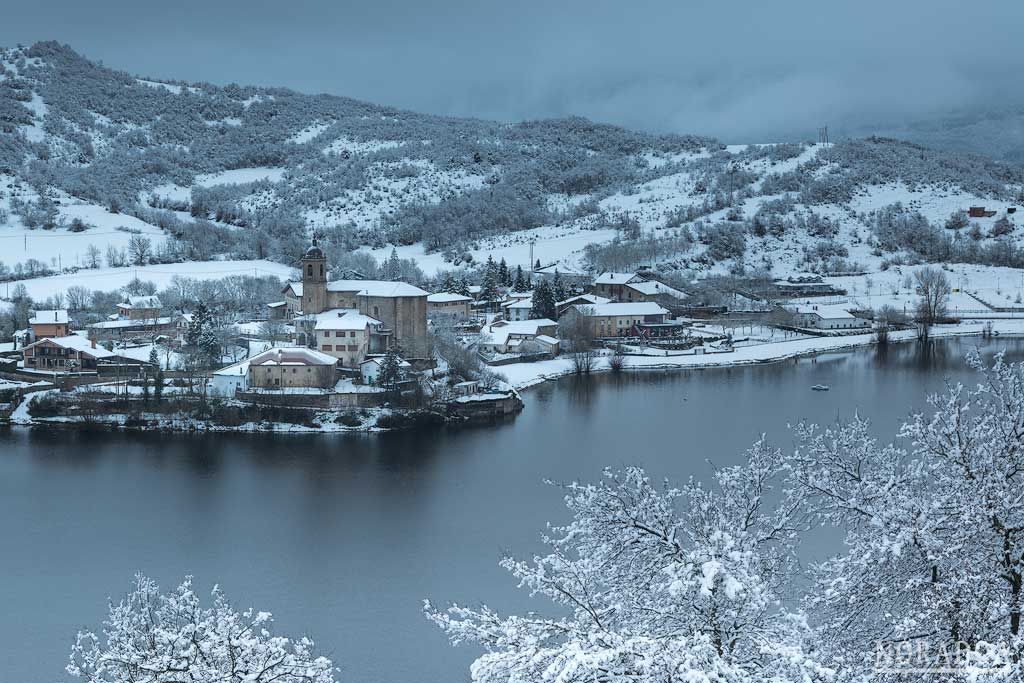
[791,350,1024,674]
[67,574,336,683]
[530,279,556,320]
[426,443,828,683]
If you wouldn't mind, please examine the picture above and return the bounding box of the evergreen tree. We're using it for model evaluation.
[551,270,567,302]
[384,248,402,281]
[440,272,458,293]
[148,347,159,368]
[481,256,500,309]
[186,303,212,348]
[377,346,403,393]
[512,265,529,292]
[531,279,556,320]
[457,276,472,297]
[498,258,511,287]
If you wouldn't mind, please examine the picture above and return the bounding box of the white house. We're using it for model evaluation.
[500,298,534,321]
[789,303,870,330]
[478,318,559,355]
[210,359,250,396]
[360,355,412,385]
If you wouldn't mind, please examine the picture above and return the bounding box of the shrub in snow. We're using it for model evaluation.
[67,575,336,683]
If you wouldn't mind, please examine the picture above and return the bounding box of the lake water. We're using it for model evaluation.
[1,337,1020,683]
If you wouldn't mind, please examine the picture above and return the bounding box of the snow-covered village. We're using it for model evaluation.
[9,3,1024,683]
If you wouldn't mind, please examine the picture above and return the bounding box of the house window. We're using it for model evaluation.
[322,344,332,351]
[373,305,379,317]
[349,330,356,337]
[307,264,313,277]
[336,331,343,337]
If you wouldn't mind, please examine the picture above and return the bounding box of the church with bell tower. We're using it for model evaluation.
[300,243,328,315]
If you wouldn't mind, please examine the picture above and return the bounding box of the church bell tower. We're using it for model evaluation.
[300,241,328,315]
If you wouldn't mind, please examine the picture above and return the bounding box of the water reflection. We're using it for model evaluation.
[2,337,1024,683]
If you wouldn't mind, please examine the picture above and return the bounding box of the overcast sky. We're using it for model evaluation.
[3,0,1021,142]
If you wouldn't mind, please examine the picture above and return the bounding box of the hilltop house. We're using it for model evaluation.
[28,310,69,340]
[281,244,428,349]
[246,346,338,390]
[592,272,684,303]
[427,292,472,319]
[564,302,670,338]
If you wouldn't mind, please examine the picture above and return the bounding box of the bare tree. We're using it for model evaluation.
[128,234,153,266]
[560,306,596,374]
[914,268,951,341]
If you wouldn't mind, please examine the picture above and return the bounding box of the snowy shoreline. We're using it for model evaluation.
[503,320,1024,390]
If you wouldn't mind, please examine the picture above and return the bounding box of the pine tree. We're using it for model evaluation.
[457,276,472,297]
[531,279,556,320]
[551,270,567,302]
[384,248,402,281]
[154,367,165,403]
[186,303,212,348]
[148,347,159,368]
[512,265,529,292]
[481,256,500,309]
[498,258,511,287]
[377,347,402,392]
[441,272,458,293]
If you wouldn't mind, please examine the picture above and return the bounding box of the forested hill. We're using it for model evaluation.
[3,41,1024,282]
[0,42,711,258]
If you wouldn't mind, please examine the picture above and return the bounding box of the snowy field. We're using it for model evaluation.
[4,260,296,300]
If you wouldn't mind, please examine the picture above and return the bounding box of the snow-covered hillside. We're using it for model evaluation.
[3,41,1024,292]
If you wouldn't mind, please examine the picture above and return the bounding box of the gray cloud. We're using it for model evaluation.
[2,0,1022,141]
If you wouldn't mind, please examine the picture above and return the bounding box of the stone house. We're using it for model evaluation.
[22,334,114,371]
[246,347,338,390]
[313,309,384,367]
[565,302,670,338]
[427,292,472,318]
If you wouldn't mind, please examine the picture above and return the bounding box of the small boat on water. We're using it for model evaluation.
[811,384,830,392]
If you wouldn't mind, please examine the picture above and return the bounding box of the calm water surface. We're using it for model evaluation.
[1,338,1020,682]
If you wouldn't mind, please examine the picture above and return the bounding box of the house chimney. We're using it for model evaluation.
[91,339,96,349]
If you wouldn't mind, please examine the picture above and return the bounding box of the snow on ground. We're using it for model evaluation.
[322,137,405,156]
[500,319,1024,390]
[0,181,169,270]
[4,260,296,300]
[360,223,620,276]
[193,167,286,187]
[136,79,183,94]
[288,122,333,144]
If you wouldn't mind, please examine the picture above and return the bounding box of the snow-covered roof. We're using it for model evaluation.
[575,302,669,317]
[482,319,558,346]
[247,346,338,367]
[534,263,587,276]
[594,272,643,285]
[502,299,533,309]
[284,281,303,296]
[267,301,287,308]
[359,355,412,368]
[313,309,382,331]
[213,359,250,376]
[557,293,611,307]
[327,279,428,297]
[89,316,175,329]
[29,309,69,325]
[427,292,473,303]
[121,295,162,309]
[24,334,114,358]
[789,303,857,320]
[535,335,560,345]
[624,280,685,299]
